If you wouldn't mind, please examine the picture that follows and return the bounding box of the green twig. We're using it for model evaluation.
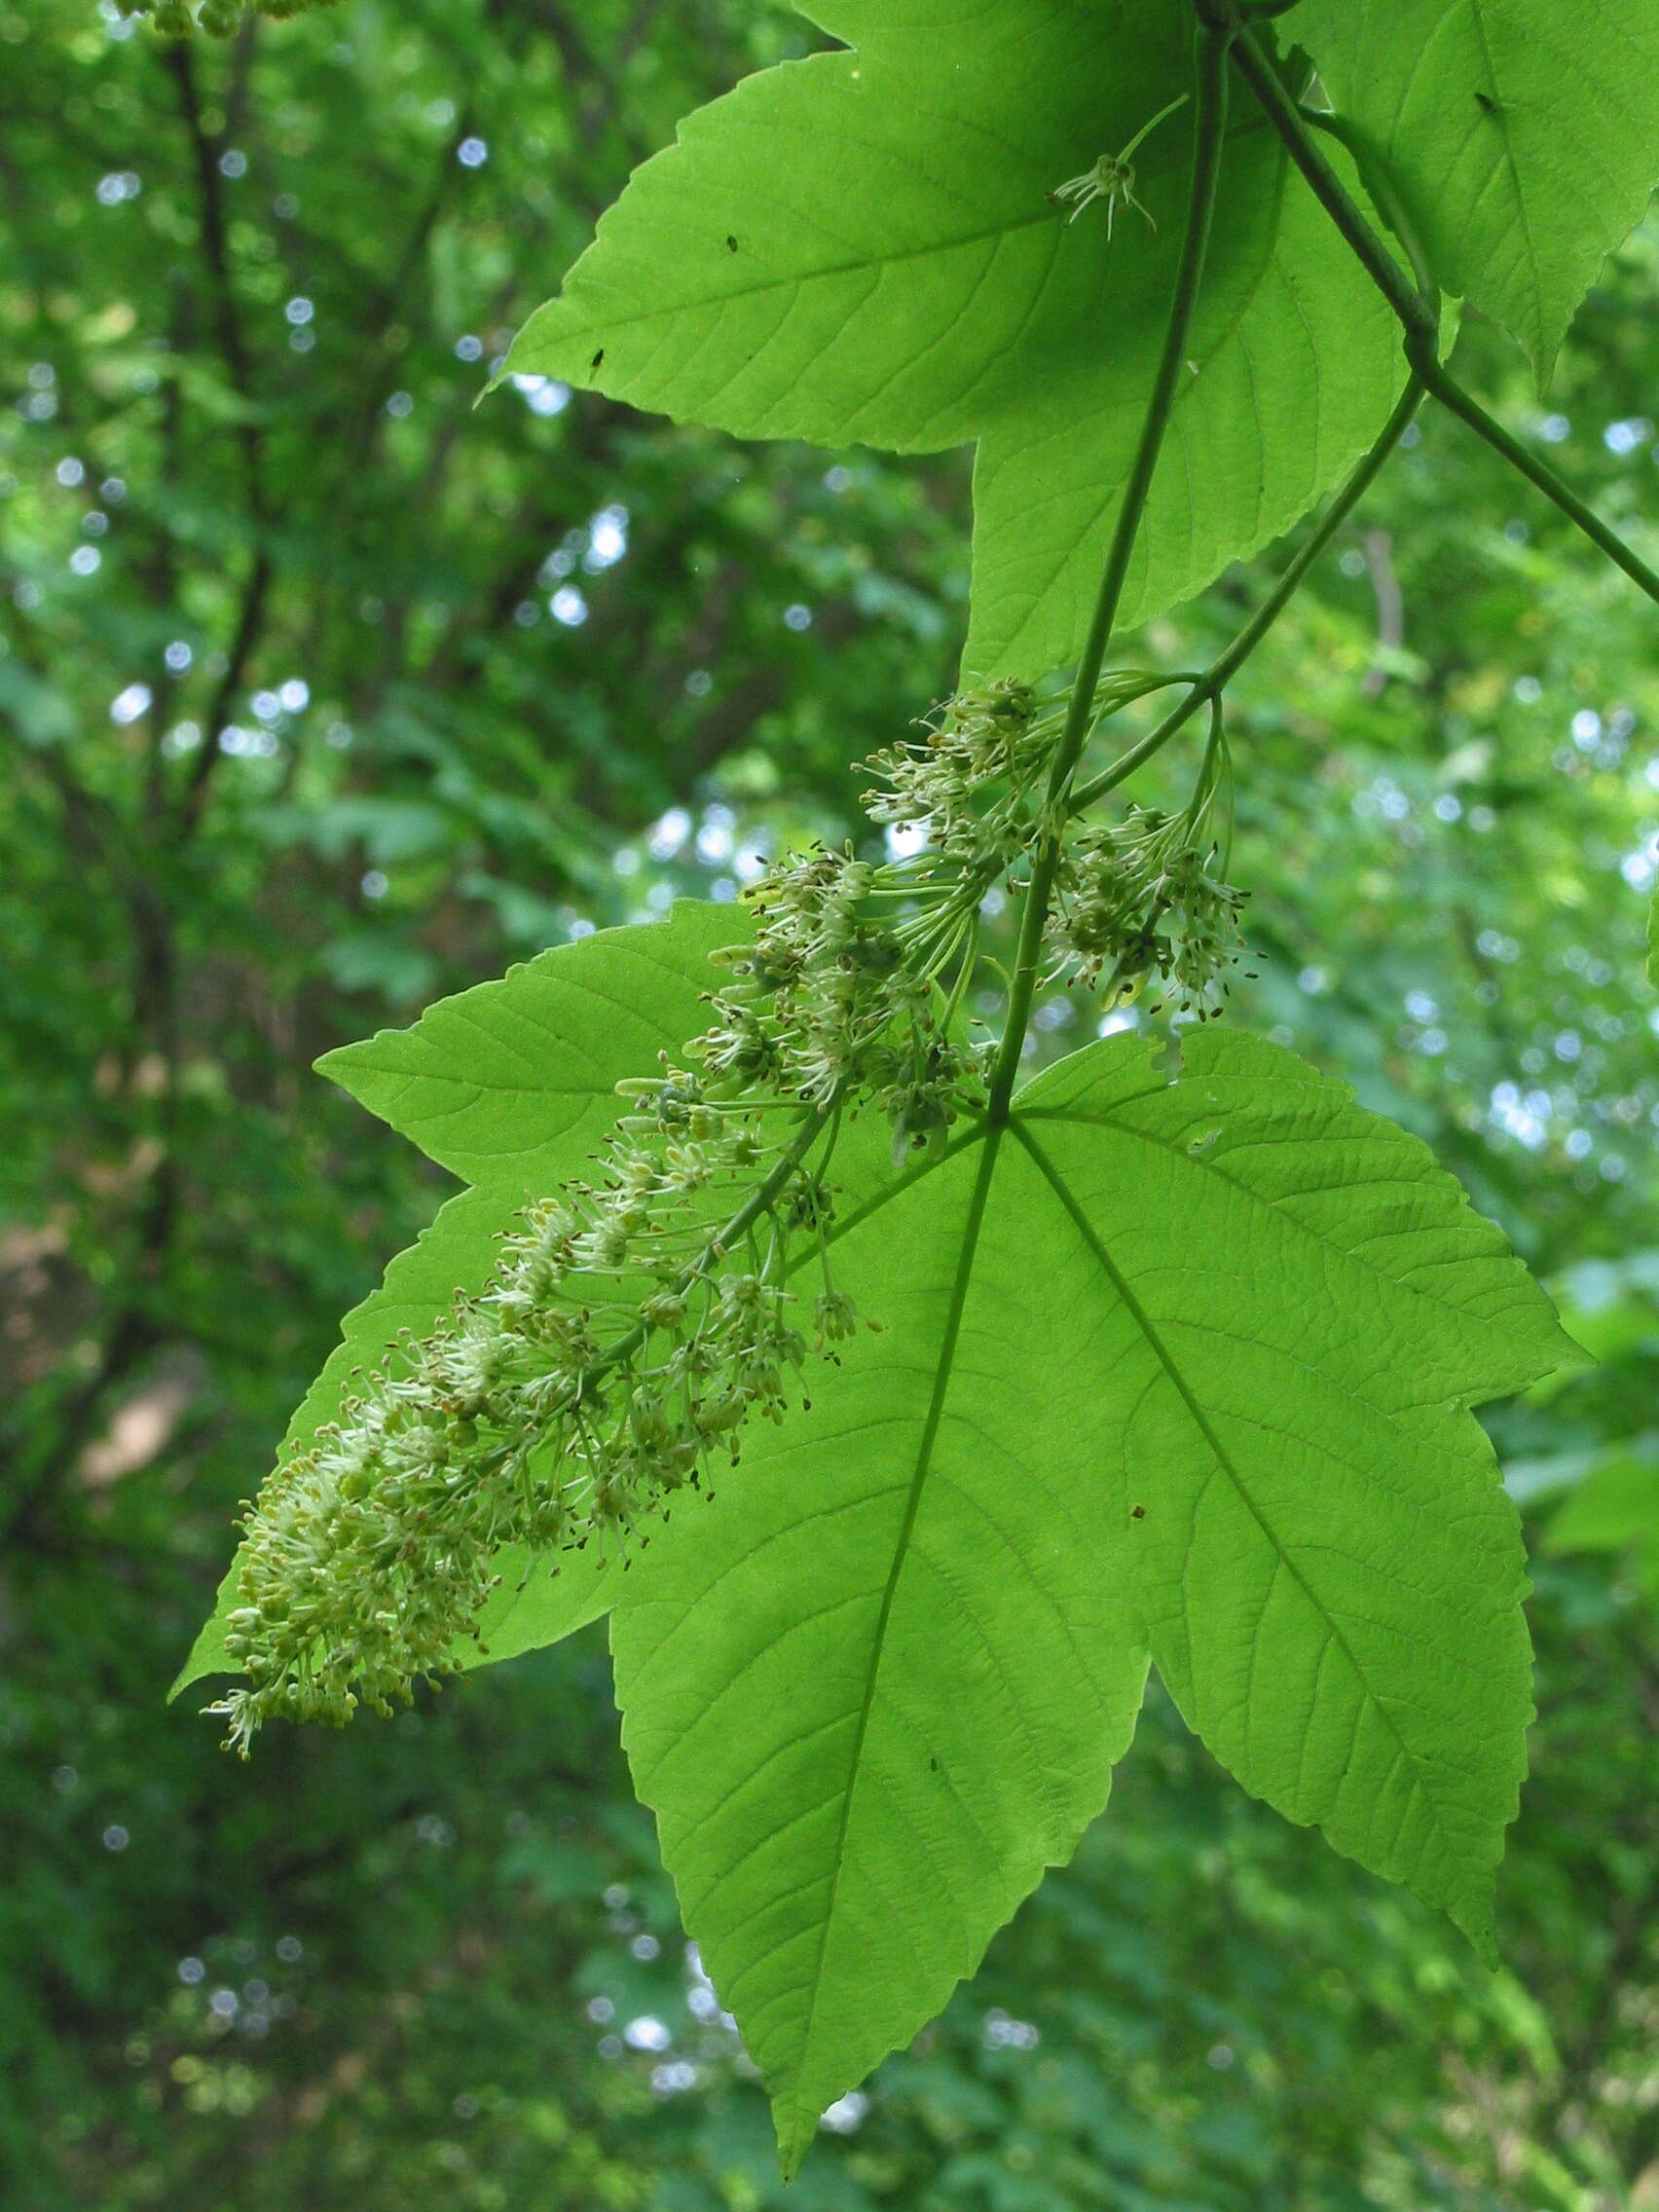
[985,19,1234,1124]
[1068,375,1425,815]
[1413,370,1659,608]
[1229,27,1659,609]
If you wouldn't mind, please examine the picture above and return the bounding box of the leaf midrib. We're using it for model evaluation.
[780,1121,1003,2161]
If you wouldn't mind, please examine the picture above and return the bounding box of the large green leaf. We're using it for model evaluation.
[610,1125,1150,2175]
[590,1028,1574,2165]
[1291,0,1659,381]
[503,0,1400,678]
[1015,1034,1575,1957]
[175,904,740,1694]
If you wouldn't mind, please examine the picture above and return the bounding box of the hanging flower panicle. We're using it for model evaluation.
[1049,797,1247,1011]
[696,841,990,1161]
[212,1071,869,1753]
[858,668,1247,1015]
[215,664,1246,1752]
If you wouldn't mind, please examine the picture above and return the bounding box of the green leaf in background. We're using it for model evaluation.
[1543,1449,1659,1593]
[504,0,1400,678]
[175,904,742,1693]
[1290,0,1659,383]
[592,1028,1575,2163]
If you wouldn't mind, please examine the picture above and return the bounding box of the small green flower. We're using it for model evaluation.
[1046,96,1190,239]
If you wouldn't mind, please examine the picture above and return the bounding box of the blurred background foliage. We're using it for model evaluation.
[2,1,1657,2205]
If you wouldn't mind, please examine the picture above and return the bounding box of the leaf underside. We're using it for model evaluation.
[597,1023,1571,2165]
[504,0,1402,678]
[1291,0,1659,384]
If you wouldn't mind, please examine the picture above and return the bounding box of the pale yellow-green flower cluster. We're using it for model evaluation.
[696,843,989,1162]
[862,679,1053,873]
[214,812,989,1751]
[213,1076,863,1752]
[216,669,1247,1751]
[1050,801,1247,1008]
[860,670,1246,1013]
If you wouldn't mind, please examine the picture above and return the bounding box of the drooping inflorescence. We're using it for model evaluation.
[1050,802,1247,1009]
[695,845,989,1161]
[213,814,990,1751]
[862,678,1053,871]
[860,669,1246,1014]
[1046,691,1247,1011]
[213,1074,864,1751]
[216,665,1246,1750]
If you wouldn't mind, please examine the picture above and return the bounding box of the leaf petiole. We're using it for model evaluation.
[1119,92,1191,166]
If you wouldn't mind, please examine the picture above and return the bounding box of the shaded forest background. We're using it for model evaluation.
[3,2,1658,2205]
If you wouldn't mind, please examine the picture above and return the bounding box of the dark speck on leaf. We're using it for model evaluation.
[1474,91,1499,114]
[590,348,605,370]
[1130,1504,1146,1522]
[726,235,739,252]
